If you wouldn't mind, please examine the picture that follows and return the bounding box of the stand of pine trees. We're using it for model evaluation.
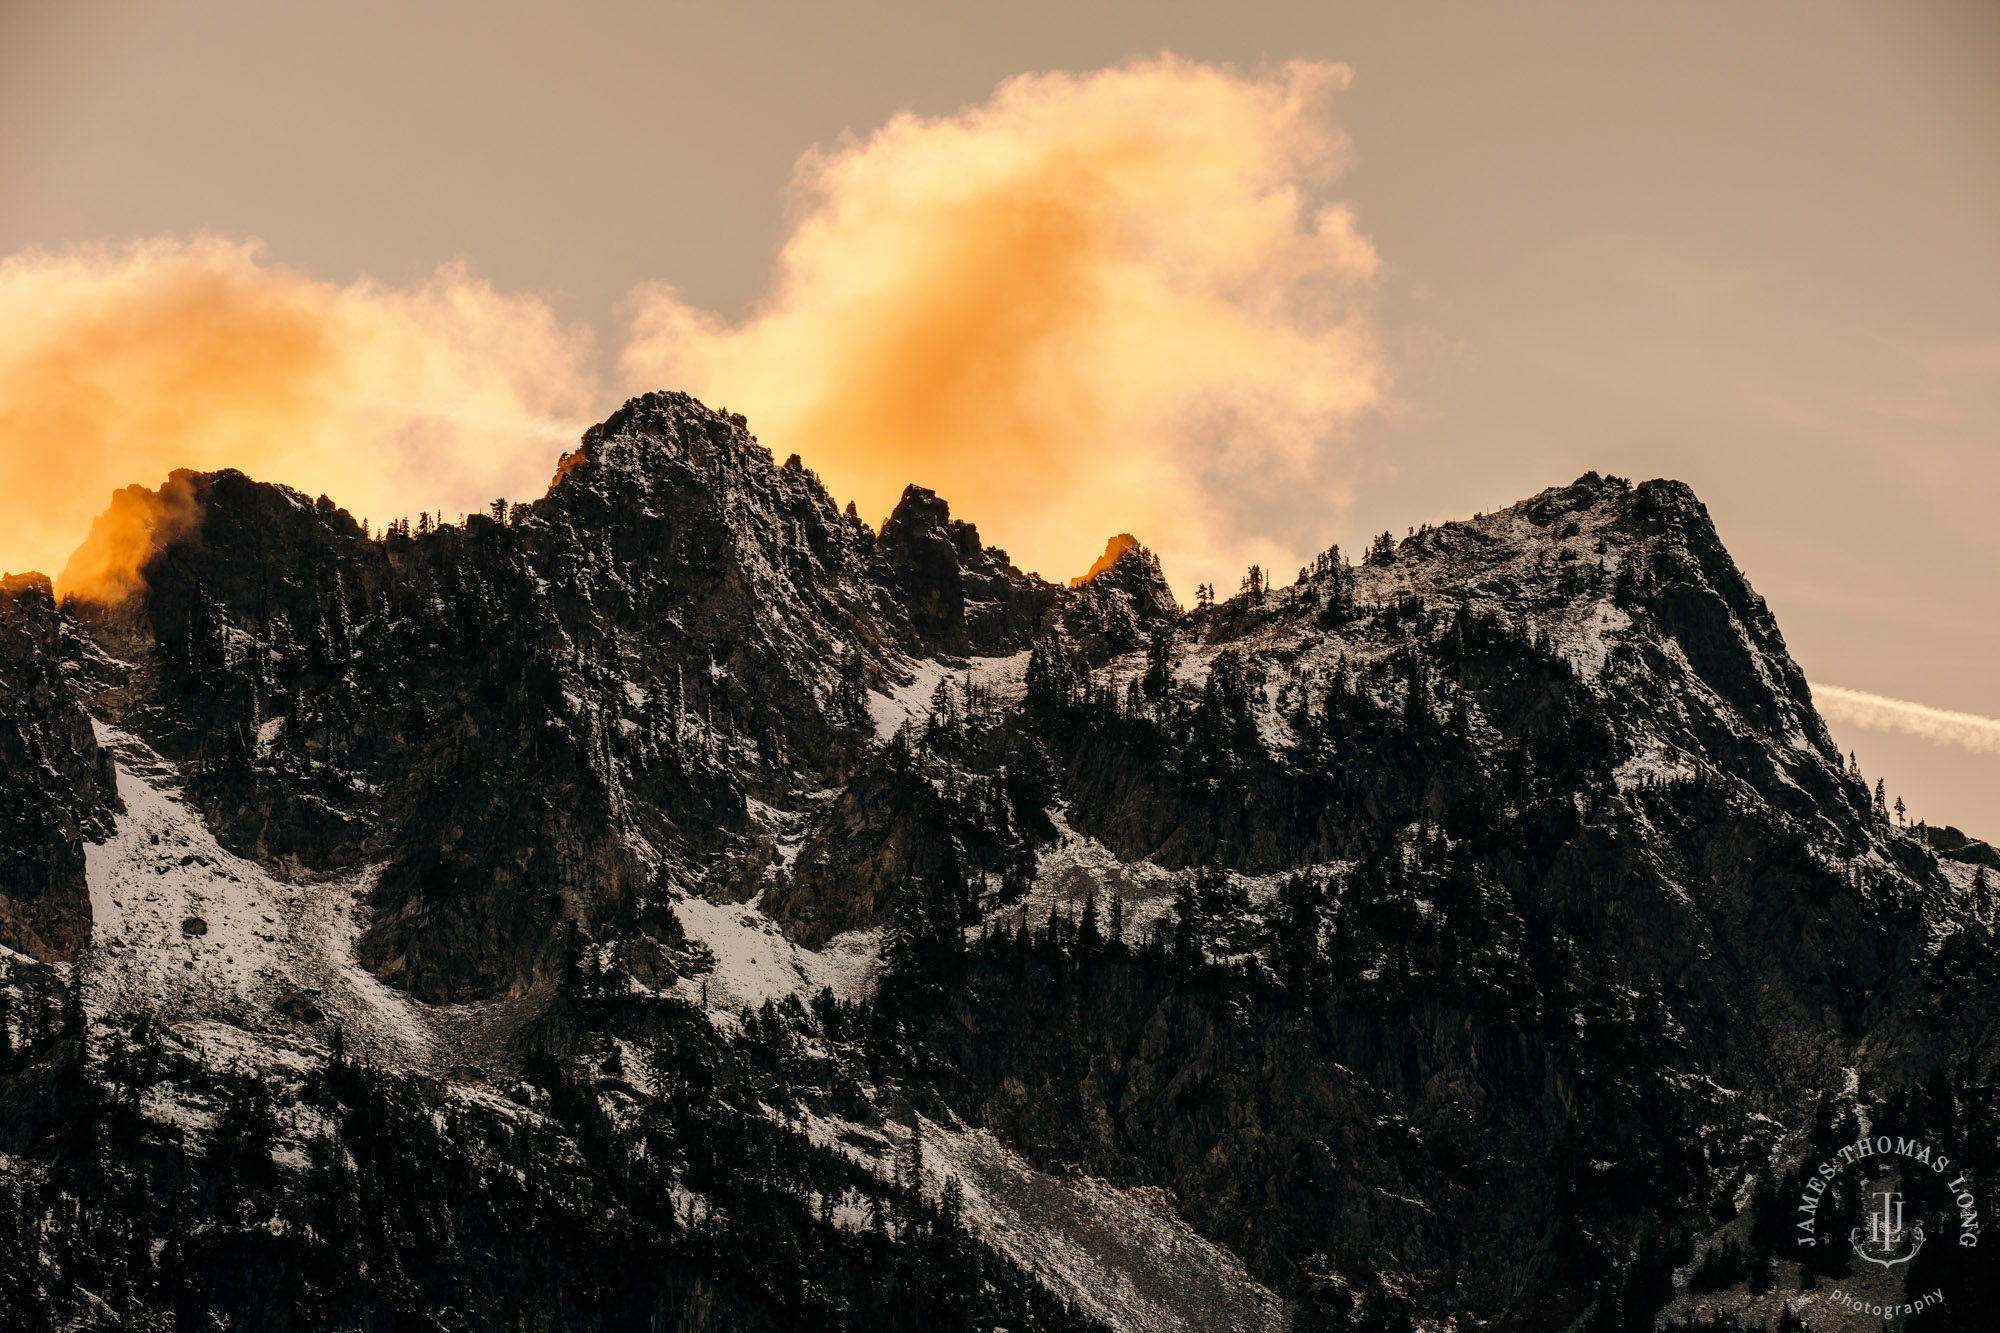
[0,979,1105,1333]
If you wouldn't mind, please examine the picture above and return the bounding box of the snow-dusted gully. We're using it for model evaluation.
[83,723,438,1068]
[77,721,1287,1333]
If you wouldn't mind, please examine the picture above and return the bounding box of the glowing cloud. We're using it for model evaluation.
[1810,682,2000,757]
[57,476,203,607]
[623,55,1386,593]
[0,237,597,600]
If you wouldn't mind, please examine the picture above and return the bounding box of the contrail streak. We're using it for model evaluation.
[1809,682,2000,757]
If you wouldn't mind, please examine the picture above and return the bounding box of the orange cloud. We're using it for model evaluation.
[0,237,597,598]
[623,55,1385,594]
[57,475,203,606]
[5,58,1385,604]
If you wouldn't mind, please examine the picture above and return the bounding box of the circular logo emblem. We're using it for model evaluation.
[1793,1132,1980,1321]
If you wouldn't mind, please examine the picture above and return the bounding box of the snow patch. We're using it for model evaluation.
[867,652,1033,742]
[918,1118,1289,1333]
[673,895,879,1021]
[83,727,436,1068]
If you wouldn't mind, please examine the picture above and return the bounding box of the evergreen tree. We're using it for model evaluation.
[1185,650,1260,782]
[1746,1244,1775,1293]
[1004,736,1058,833]
[1687,1237,1745,1292]
[1620,1222,1677,1330]
[59,973,85,1053]
[1268,872,1328,1005]
[1745,1170,1784,1255]
[602,945,631,1005]
[26,973,50,1050]
[1078,890,1102,953]
[833,651,869,726]
[1024,637,1076,712]
[1168,865,1246,971]
[1170,870,1208,972]
[882,851,975,1013]
[1142,630,1174,702]
[558,921,586,1001]
[924,676,963,753]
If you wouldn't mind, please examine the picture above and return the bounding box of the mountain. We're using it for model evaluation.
[3,392,1998,1332]
[0,573,119,963]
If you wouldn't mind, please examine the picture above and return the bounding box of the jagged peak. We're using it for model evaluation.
[1069,533,1153,587]
[879,483,956,544]
[870,484,1058,654]
[581,389,748,449]
[877,483,1039,579]
[874,483,990,560]
[550,391,776,496]
[1,569,55,605]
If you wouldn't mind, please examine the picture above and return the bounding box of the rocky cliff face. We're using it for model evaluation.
[765,469,2000,1325]
[63,396,924,1002]
[0,573,118,961]
[6,397,1998,1332]
[875,482,1059,655]
[1061,534,1178,662]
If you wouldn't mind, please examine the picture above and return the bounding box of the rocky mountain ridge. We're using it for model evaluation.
[0,573,119,963]
[3,391,1998,1332]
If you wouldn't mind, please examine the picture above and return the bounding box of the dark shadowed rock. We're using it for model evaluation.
[874,483,1059,655]
[0,573,119,960]
[1918,823,2000,869]
[62,395,921,1001]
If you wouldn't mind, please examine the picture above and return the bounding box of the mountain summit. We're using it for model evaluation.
[2,395,1996,1331]
[1071,533,1145,586]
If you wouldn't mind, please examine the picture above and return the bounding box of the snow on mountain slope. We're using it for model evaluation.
[915,1118,1291,1333]
[20,420,1999,1333]
[84,724,435,1066]
[799,1109,1288,1333]
[868,650,1032,741]
[672,894,879,1019]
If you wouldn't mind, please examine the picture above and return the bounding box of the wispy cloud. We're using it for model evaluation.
[1809,682,2000,756]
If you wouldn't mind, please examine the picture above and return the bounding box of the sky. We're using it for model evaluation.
[2,0,1997,835]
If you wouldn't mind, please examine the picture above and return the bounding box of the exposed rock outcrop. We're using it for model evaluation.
[63,395,916,1000]
[0,573,119,960]
[875,483,1059,655]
